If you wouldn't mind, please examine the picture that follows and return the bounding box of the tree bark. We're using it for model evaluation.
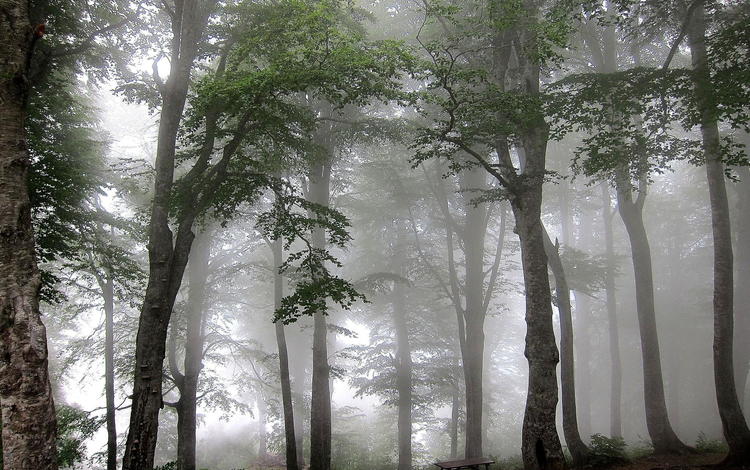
[601,184,622,438]
[257,394,268,459]
[272,236,299,470]
[394,279,413,470]
[615,168,690,455]
[460,166,488,459]
[0,1,58,468]
[733,167,750,410]
[308,154,332,470]
[573,208,593,441]
[122,3,214,468]
[687,3,750,463]
[450,388,460,459]
[542,228,589,467]
[103,269,117,470]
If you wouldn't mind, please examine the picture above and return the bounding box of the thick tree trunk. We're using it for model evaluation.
[460,166,488,459]
[103,271,117,470]
[688,4,750,463]
[615,171,689,455]
[733,167,750,409]
[273,237,300,470]
[308,157,332,470]
[0,2,58,468]
[601,184,622,438]
[122,3,212,468]
[542,228,589,467]
[394,280,413,470]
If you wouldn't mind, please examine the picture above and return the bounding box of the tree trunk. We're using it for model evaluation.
[308,156,332,470]
[615,170,689,455]
[450,388,460,459]
[460,166,488,459]
[177,232,211,470]
[573,208,593,442]
[393,278,412,470]
[0,2,58,468]
[733,167,750,410]
[542,228,589,467]
[273,236,299,470]
[601,184,622,438]
[122,3,212,468]
[291,355,307,469]
[258,395,268,459]
[103,270,117,470]
[687,4,750,463]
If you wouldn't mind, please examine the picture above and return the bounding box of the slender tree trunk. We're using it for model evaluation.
[615,171,689,454]
[0,2,58,468]
[733,167,750,410]
[601,185,622,438]
[542,228,589,467]
[394,280,412,470]
[461,166,488,459]
[103,270,117,470]
[688,4,750,463]
[257,395,268,459]
[573,208,593,442]
[122,3,214,468]
[309,156,332,470]
[450,388,460,459]
[177,232,211,470]
[272,236,299,469]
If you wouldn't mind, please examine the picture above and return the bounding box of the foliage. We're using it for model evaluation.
[694,431,728,454]
[153,462,177,470]
[586,433,629,468]
[56,404,104,468]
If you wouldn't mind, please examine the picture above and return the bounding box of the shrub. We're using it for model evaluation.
[695,432,727,454]
[587,433,629,468]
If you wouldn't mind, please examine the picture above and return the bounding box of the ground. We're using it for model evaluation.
[609,453,748,470]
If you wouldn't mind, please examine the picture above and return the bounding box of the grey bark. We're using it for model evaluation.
[272,237,300,470]
[687,3,750,463]
[542,228,590,467]
[308,152,332,470]
[257,395,268,458]
[122,3,215,468]
[102,269,117,470]
[601,184,622,438]
[0,1,58,468]
[733,166,750,409]
[450,388,460,459]
[394,280,413,470]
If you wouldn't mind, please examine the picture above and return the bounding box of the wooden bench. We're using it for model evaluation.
[433,457,495,469]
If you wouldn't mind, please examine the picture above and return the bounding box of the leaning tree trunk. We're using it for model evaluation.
[272,236,300,470]
[542,228,589,467]
[308,155,332,470]
[460,166,488,459]
[122,3,212,468]
[615,170,690,455]
[0,1,58,468]
[733,166,750,409]
[687,4,750,463]
[601,184,623,438]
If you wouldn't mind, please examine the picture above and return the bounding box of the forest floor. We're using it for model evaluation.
[609,453,746,470]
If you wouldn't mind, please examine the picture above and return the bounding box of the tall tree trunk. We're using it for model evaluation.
[574,208,593,441]
[291,353,307,469]
[601,184,622,438]
[394,280,412,470]
[542,228,589,467]
[257,395,268,459]
[461,166,488,459]
[733,166,750,410]
[308,156,332,470]
[177,232,211,470]
[272,237,300,469]
[688,4,750,463]
[103,270,117,470]
[615,169,689,455]
[450,388,460,459]
[122,3,213,468]
[0,1,58,468]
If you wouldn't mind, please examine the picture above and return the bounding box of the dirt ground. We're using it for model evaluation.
[609,453,748,470]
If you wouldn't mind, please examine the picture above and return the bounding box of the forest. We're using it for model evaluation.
[0,0,749,469]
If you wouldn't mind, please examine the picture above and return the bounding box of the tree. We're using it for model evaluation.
[0,2,59,467]
[686,1,750,463]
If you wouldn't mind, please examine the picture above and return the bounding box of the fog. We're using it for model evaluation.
[1,1,749,470]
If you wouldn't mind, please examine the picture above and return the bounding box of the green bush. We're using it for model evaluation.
[587,433,629,468]
[154,462,177,470]
[695,432,727,454]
